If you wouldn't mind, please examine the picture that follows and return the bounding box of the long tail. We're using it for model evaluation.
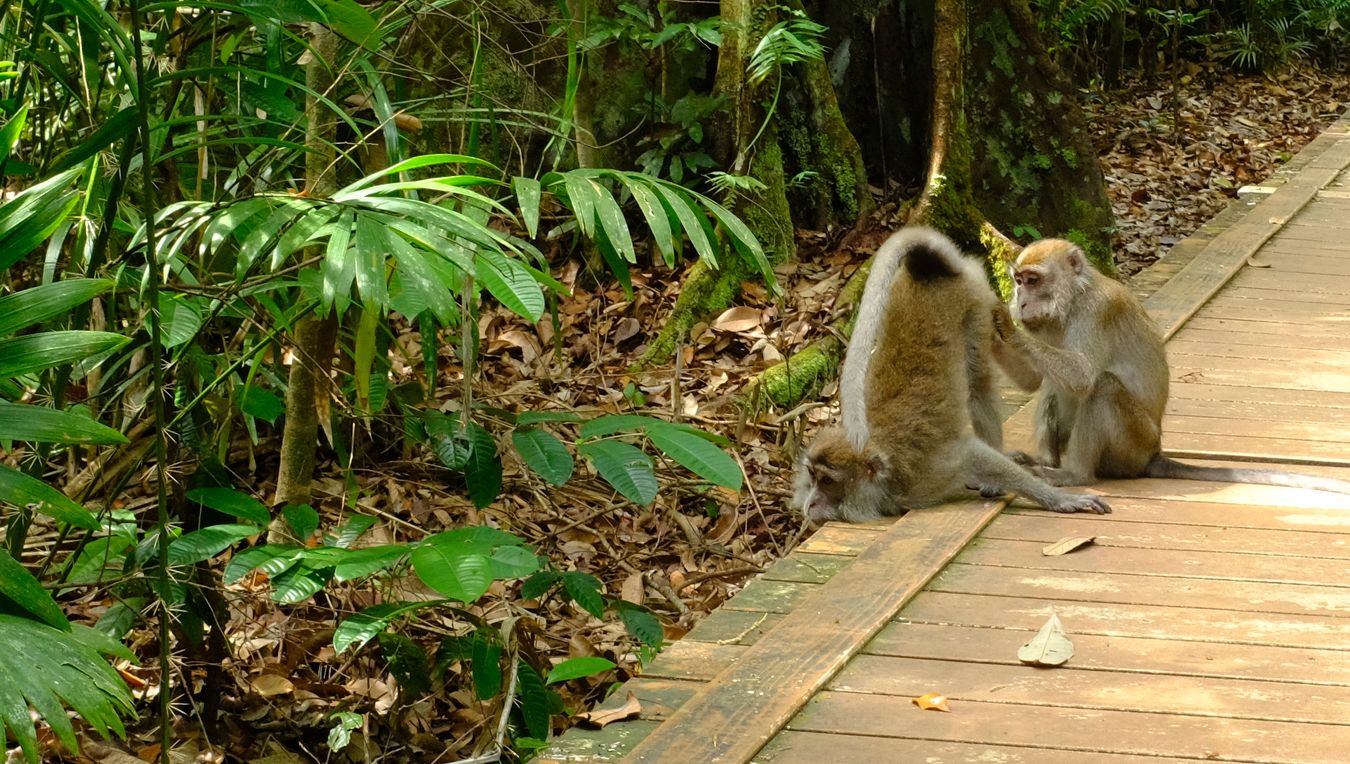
[840,227,963,448]
[1144,454,1350,495]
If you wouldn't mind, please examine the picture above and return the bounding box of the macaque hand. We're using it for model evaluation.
[991,302,1018,342]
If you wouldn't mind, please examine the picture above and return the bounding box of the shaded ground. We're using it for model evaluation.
[39,64,1350,761]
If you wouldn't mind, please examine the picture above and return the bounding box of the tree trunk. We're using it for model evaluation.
[272,24,340,525]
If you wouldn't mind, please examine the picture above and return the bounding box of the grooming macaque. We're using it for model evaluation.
[998,238,1350,493]
[792,228,1112,522]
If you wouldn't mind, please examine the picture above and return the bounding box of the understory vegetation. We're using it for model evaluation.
[1,0,1347,761]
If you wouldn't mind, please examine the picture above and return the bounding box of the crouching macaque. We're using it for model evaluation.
[997,238,1350,493]
[791,228,1112,522]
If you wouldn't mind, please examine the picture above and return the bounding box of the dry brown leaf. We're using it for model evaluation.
[1041,536,1097,556]
[250,673,294,698]
[577,691,642,728]
[711,306,762,333]
[912,692,950,712]
[1018,612,1075,667]
[621,571,645,604]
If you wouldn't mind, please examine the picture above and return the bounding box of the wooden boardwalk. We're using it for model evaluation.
[543,115,1350,763]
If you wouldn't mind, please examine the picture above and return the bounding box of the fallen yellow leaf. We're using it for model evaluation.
[912,691,950,712]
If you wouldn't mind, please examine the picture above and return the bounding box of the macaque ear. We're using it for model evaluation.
[1065,247,1084,274]
[1006,263,1017,283]
[865,454,887,479]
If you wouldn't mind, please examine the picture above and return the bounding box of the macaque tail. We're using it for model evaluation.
[1144,454,1350,495]
[901,234,962,283]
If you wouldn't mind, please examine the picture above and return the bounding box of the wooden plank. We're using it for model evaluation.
[758,552,852,584]
[1140,129,1350,338]
[1201,293,1350,317]
[793,523,884,555]
[641,641,744,682]
[1006,497,1350,533]
[1168,379,1350,409]
[981,511,1350,559]
[934,557,1350,616]
[1218,284,1350,303]
[1217,252,1350,276]
[1172,313,1349,340]
[900,591,1350,649]
[1169,361,1350,394]
[1162,412,1350,443]
[1166,395,1350,424]
[790,692,1350,762]
[1089,475,1350,509]
[867,621,1350,686]
[723,579,816,614]
[756,731,1165,764]
[1167,339,1350,366]
[620,500,1006,763]
[1232,267,1350,294]
[950,537,1350,588]
[829,655,1350,725]
[682,609,782,646]
[1162,430,1350,465]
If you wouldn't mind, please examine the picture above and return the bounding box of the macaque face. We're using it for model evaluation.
[1010,264,1056,329]
[1010,239,1086,330]
[791,429,887,522]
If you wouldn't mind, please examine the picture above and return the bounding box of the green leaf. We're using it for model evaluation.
[327,711,363,753]
[0,279,112,336]
[513,176,542,238]
[616,603,665,647]
[561,571,604,618]
[516,411,582,426]
[647,422,743,490]
[579,440,657,506]
[282,504,320,543]
[332,515,377,549]
[0,614,134,763]
[519,570,560,599]
[580,414,729,444]
[0,550,66,630]
[515,660,551,739]
[185,488,270,525]
[546,656,616,684]
[238,385,284,423]
[0,464,98,529]
[269,562,333,604]
[471,629,502,700]
[334,545,408,582]
[562,173,597,238]
[588,179,636,263]
[311,0,379,47]
[488,545,541,580]
[651,182,717,267]
[476,250,545,322]
[0,167,82,271]
[223,544,300,585]
[0,332,129,378]
[379,632,431,696]
[423,411,471,470]
[334,601,442,655]
[0,104,27,166]
[512,427,574,486]
[410,543,492,602]
[0,404,126,446]
[167,525,260,567]
[624,177,676,265]
[464,422,502,509]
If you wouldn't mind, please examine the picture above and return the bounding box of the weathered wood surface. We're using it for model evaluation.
[541,116,1350,763]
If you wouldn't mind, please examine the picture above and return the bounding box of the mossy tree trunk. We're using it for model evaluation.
[272,24,340,529]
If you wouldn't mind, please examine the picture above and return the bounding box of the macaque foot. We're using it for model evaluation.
[965,483,1009,499]
[1007,450,1039,468]
[1048,492,1112,514]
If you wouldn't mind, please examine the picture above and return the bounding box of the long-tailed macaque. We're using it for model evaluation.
[792,228,1112,522]
[997,238,1350,493]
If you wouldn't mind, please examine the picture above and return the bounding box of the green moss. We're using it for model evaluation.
[747,336,843,410]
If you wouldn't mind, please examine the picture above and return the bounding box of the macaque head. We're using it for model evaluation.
[1009,239,1090,330]
[791,427,891,523]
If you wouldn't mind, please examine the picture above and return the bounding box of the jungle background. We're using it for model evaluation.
[0,0,1347,761]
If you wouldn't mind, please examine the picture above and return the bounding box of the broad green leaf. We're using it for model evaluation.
[167,525,261,567]
[423,411,471,470]
[0,614,134,763]
[476,250,545,322]
[63,536,133,586]
[651,183,717,268]
[322,210,356,309]
[579,441,657,506]
[334,545,408,582]
[588,179,636,262]
[269,562,332,604]
[50,106,134,172]
[0,104,27,166]
[410,544,492,603]
[519,570,560,599]
[464,422,502,509]
[334,601,443,655]
[513,176,542,237]
[471,629,502,700]
[423,526,525,552]
[512,427,574,486]
[701,194,773,281]
[0,550,67,630]
[561,571,604,617]
[647,422,743,490]
[0,464,98,529]
[311,0,379,47]
[352,216,388,309]
[0,332,129,378]
[332,515,377,549]
[184,488,270,525]
[562,173,598,238]
[0,279,111,336]
[579,414,724,442]
[546,656,616,684]
[616,603,664,646]
[283,504,320,543]
[0,404,126,446]
[516,411,582,426]
[353,304,378,410]
[379,632,430,696]
[223,544,301,585]
[340,154,501,194]
[0,167,82,271]
[238,385,284,423]
[488,546,541,580]
[624,177,676,265]
[515,660,550,739]
[157,295,203,349]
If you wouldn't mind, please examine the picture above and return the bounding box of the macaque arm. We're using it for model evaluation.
[960,438,1111,514]
[1005,332,1099,396]
[992,335,1043,391]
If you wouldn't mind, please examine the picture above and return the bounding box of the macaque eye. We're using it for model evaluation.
[1023,273,1041,287]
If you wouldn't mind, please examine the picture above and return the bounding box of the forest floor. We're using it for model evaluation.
[64,64,1350,762]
